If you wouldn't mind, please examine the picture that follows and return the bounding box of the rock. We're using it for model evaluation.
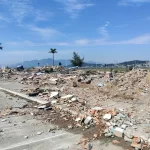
[38,105,47,109]
[98,83,103,87]
[124,136,132,142]
[87,143,92,150]
[103,114,112,121]
[0,129,4,132]
[112,140,120,144]
[1,119,7,122]
[37,132,42,135]
[91,107,103,111]
[121,124,128,129]
[51,100,57,104]
[44,107,52,111]
[73,81,78,87]
[84,116,92,125]
[49,78,58,85]
[140,135,149,143]
[114,127,124,138]
[93,134,98,138]
[24,136,28,139]
[68,125,73,129]
[50,92,59,98]
[124,128,134,139]
[61,95,73,100]
[105,132,113,137]
[69,97,78,102]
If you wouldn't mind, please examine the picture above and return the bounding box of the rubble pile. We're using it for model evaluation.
[99,69,150,99]
[101,108,150,149]
[1,67,150,149]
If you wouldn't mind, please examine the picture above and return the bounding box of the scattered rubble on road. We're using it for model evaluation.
[0,67,150,149]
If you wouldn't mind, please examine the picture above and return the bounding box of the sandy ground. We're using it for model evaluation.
[0,80,132,150]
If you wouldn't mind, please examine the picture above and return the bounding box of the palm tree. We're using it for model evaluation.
[48,48,57,66]
[0,43,3,50]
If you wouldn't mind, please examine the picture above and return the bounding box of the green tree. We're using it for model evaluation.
[0,43,3,50]
[70,52,84,67]
[48,48,57,66]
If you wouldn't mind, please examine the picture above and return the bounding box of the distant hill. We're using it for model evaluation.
[119,60,148,65]
[18,58,71,68]
[8,59,149,68]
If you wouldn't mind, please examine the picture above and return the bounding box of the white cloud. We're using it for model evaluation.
[0,14,10,23]
[75,39,90,45]
[34,10,54,22]
[118,0,150,6]
[0,0,53,23]
[54,0,94,18]
[28,26,63,38]
[74,34,150,46]
[6,40,69,47]
[117,34,150,44]
[0,0,33,23]
[98,21,110,38]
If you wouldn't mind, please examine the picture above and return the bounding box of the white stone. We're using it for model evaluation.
[24,136,28,139]
[50,92,59,98]
[106,122,111,126]
[51,100,57,104]
[37,132,42,135]
[91,107,103,111]
[114,127,124,138]
[148,138,150,146]
[61,95,73,100]
[38,105,47,109]
[103,114,111,121]
[84,116,92,125]
[71,97,78,102]
[75,118,81,122]
[1,119,7,122]
[121,124,128,129]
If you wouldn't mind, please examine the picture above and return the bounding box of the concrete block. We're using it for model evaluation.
[84,116,92,125]
[114,127,124,138]
[103,114,111,121]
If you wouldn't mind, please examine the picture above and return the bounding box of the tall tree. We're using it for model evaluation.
[0,43,3,50]
[48,48,57,66]
[70,52,84,67]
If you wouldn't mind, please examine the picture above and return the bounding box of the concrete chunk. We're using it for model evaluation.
[103,114,111,121]
[84,116,92,125]
[114,127,124,138]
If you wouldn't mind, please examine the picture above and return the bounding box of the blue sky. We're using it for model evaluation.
[0,0,150,65]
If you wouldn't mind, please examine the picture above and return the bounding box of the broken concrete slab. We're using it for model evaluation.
[0,87,48,104]
[114,127,124,138]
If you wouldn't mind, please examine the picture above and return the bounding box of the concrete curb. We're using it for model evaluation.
[0,87,48,105]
